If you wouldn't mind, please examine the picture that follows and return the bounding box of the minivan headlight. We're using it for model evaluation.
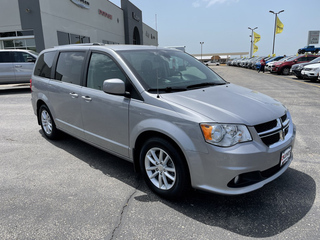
[200,123,252,147]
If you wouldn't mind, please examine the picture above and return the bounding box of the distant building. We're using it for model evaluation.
[0,0,158,52]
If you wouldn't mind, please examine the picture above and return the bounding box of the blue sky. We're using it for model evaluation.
[111,0,320,56]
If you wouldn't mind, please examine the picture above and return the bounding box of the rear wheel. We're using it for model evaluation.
[139,137,190,199]
[39,105,59,140]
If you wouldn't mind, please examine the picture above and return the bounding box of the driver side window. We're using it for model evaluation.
[87,52,126,90]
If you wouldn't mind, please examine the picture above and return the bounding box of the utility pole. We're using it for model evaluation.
[248,27,257,58]
[200,42,204,62]
[269,10,284,55]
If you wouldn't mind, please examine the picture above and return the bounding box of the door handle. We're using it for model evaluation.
[82,96,92,102]
[15,65,22,68]
[69,92,79,98]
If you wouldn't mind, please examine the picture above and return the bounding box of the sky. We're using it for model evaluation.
[110,0,320,56]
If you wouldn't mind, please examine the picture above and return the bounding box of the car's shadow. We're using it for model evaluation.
[41,130,316,238]
[0,85,30,95]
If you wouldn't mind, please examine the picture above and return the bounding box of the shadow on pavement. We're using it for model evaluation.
[41,130,316,238]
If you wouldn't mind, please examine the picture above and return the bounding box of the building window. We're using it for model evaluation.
[0,30,35,51]
[57,31,90,45]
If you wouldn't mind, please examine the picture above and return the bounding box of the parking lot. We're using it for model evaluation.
[0,66,319,240]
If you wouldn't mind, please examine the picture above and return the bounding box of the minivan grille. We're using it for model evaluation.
[254,113,290,147]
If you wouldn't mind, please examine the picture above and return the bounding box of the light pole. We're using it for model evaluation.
[248,27,258,58]
[200,42,204,62]
[270,10,284,55]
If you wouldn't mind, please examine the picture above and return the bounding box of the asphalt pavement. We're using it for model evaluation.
[0,67,319,240]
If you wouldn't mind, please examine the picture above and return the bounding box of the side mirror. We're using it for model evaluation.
[103,79,126,95]
[27,57,36,63]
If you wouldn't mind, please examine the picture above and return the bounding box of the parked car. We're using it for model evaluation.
[290,56,320,79]
[205,61,219,66]
[267,56,292,72]
[31,43,296,199]
[257,56,284,71]
[271,54,319,75]
[297,45,320,54]
[301,63,320,81]
[0,49,38,84]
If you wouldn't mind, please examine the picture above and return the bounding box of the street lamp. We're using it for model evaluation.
[270,10,284,55]
[200,42,204,62]
[248,27,258,58]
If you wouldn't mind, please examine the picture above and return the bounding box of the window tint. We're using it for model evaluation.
[34,52,56,78]
[0,52,14,62]
[54,51,85,85]
[87,52,126,90]
[12,52,36,62]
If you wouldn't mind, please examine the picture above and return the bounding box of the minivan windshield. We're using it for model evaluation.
[117,49,226,93]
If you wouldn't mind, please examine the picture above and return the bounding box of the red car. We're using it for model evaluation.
[271,55,319,75]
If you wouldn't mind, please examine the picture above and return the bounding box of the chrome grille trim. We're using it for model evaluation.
[254,113,290,147]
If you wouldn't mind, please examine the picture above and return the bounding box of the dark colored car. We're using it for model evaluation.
[297,45,320,54]
[291,56,320,79]
[271,55,319,75]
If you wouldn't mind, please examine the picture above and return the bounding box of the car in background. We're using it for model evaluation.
[256,56,284,71]
[271,55,319,75]
[301,63,320,81]
[205,61,220,66]
[297,45,320,54]
[0,49,38,84]
[290,56,320,79]
[266,56,292,72]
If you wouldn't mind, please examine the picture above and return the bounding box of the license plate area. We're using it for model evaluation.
[280,146,292,167]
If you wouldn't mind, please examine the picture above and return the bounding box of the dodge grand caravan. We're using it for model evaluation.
[0,49,37,84]
[31,44,296,199]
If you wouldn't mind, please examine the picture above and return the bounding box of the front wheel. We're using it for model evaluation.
[139,137,190,199]
[39,105,59,140]
[282,67,290,75]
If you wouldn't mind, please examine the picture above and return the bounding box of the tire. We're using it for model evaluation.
[282,67,290,75]
[139,137,190,199]
[39,105,59,140]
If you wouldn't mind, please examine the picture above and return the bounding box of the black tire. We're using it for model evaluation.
[39,105,59,140]
[282,67,290,75]
[139,137,190,199]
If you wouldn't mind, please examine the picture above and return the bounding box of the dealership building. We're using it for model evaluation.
[0,0,158,52]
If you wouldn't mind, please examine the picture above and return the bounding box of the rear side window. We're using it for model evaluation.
[54,51,85,85]
[34,52,56,78]
[0,52,14,62]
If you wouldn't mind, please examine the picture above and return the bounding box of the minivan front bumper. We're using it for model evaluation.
[187,123,296,195]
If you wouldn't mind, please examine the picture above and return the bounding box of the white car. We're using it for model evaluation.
[205,61,220,66]
[301,63,320,81]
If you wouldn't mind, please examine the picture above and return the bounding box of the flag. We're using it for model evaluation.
[253,32,261,43]
[253,44,258,53]
[276,16,284,34]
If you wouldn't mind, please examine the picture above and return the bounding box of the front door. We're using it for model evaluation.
[81,52,129,157]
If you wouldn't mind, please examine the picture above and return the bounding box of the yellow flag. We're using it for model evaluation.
[276,16,284,34]
[253,44,258,53]
[253,32,261,43]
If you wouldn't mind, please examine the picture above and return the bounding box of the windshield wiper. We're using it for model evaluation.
[148,86,187,93]
[186,82,226,89]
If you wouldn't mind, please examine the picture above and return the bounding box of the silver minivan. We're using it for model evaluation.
[31,44,296,199]
[0,49,37,84]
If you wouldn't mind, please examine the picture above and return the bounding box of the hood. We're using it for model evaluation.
[161,84,286,126]
[304,63,320,69]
